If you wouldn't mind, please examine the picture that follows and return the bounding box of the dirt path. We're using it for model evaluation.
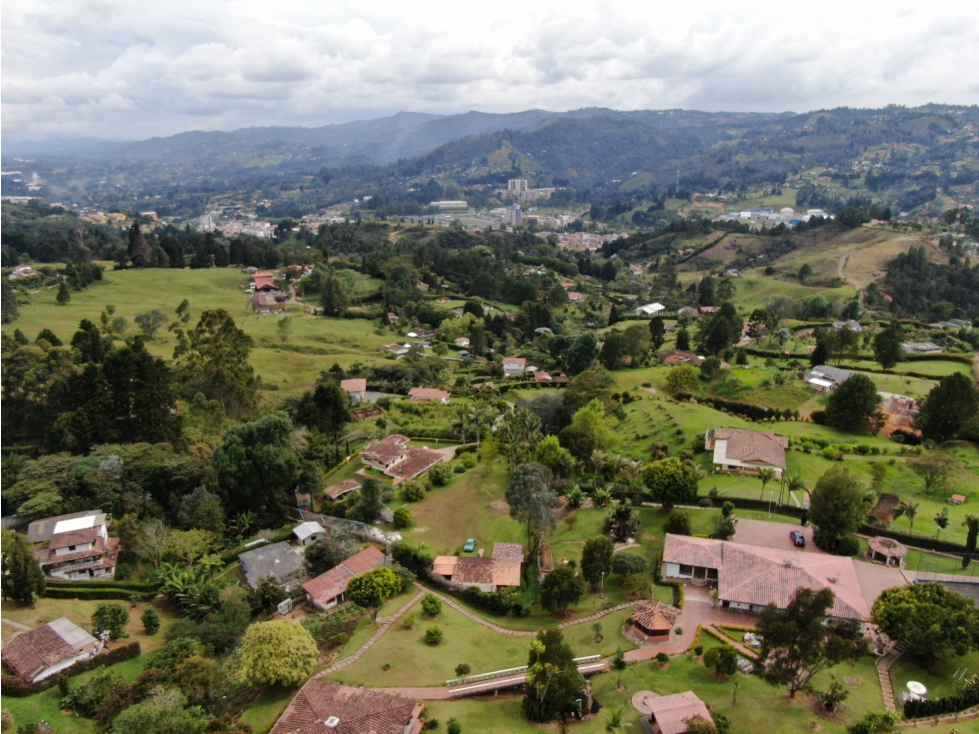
[838,253,863,292]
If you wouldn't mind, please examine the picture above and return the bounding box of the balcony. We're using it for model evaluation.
[51,558,102,574]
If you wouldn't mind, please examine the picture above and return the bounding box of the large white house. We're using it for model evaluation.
[36,512,118,581]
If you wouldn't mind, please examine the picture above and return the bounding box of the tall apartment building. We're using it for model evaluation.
[507,204,523,226]
[507,179,529,193]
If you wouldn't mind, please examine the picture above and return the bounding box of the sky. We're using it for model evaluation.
[2,0,978,141]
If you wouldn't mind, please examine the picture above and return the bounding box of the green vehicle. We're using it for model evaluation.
[463,538,477,553]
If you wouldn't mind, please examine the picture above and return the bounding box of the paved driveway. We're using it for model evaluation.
[732,518,824,555]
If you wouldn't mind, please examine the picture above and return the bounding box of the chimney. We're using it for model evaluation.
[827,575,838,583]
[324,716,340,729]
[782,559,792,567]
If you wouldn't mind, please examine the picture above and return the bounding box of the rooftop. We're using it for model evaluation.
[239,542,302,588]
[646,691,712,734]
[270,679,420,734]
[340,378,367,393]
[324,479,361,500]
[1,618,97,682]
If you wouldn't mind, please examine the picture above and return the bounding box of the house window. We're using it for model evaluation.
[68,545,76,551]
[679,565,693,576]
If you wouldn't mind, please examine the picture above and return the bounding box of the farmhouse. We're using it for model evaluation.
[432,543,523,592]
[238,542,302,590]
[658,350,703,366]
[37,511,119,581]
[454,337,470,347]
[503,357,527,376]
[408,387,451,403]
[568,291,585,302]
[252,271,277,291]
[378,344,410,356]
[706,427,787,478]
[340,378,367,401]
[406,327,435,339]
[303,545,388,611]
[804,364,852,391]
[634,302,666,316]
[533,371,552,382]
[7,265,40,280]
[661,534,872,622]
[1,618,100,683]
[360,434,444,482]
[270,679,423,734]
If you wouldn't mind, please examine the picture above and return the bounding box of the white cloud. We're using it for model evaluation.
[2,0,978,140]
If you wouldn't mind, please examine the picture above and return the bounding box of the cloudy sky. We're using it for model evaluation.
[3,0,978,141]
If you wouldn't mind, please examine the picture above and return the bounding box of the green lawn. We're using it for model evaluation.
[0,652,158,734]
[238,683,300,734]
[889,649,979,701]
[422,651,887,734]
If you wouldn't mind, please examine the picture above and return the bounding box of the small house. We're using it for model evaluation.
[293,521,327,547]
[706,427,787,478]
[408,387,451,404]
[252,271,277,291]
[503,357,527,377]
[645,691,713,734]
[303,546,387,611]
[1,618,99,683]
[340,378,367,402]
[533,371,551,382]
[950,495,967,505]
[238,542,302,590]
[454,337,470,347]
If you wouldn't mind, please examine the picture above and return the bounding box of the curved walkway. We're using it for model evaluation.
[316,588,425,676]
[421,586,634,638]
[317,585,634,679]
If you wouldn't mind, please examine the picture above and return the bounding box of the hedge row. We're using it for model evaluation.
[45,578,160,591]
[712,497,807,519]
[43,587,147,601]
[904,679,979,719]
[1,642,141,696]
[674,392,794,422]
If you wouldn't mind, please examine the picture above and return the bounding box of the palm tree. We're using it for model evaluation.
[783,474,806,507]
[603,707,624,733]
[935,508,950,540]
[622,459,644,488]
[894,500,920,535]
[757,468,777,501]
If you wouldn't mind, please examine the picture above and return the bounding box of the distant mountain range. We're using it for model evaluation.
[3,105,978,220]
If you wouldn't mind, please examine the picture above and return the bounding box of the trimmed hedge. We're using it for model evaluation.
[1,641,141,696]
[715,497,806,519]
[43,587,142,601]
[45,579,160,591]
[904,677,979,719]
[674,392,796,422]
[463,586,515,616]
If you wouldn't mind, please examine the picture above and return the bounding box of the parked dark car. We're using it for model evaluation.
[790,530,806,548]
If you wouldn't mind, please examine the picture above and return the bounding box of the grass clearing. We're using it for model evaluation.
[238,683,300,734]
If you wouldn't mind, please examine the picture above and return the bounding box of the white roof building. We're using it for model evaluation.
[634,302,666,316]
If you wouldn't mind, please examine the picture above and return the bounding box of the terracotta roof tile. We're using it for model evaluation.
[632,601,679,632]
[270,680,418,734]
[325,480,361,500]
[647,691,712,734]
[1,624,82,682]
[361,435,410,465]
[340,379,367,393]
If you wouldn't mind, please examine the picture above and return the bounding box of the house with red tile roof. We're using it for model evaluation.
[252,271,277,291]
[303,546,387,611]
[324,479,361,501]
[360,434,444,482]
[38,512,118,581]
[1,618,100,683]
[645,691,713,734]
[407,387,451,403]
[503,357,527,377]
[706,427,788,478]
[661,534,873,623]
[339,379,367,401]
[533,371,551,382]
[270,679,423,734]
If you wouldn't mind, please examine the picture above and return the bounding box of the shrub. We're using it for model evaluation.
[402,614,416,630]
[391,541,434,575]
[663,512,692,536]
[655,652,669,664]
[393,507,412,529]
[694,645,703,656]
[721,501,735,518]
[447,719,462,734]
[140,607,161,635]
[401,482,426,502]
[329,632,349,647]
[837,536,860,556]
[424,626,444,645]
[461,453,476,469]
[454,663,471,677]
[421,594,442,617]
[453,464,466,473]
[612,553,649,575]
[428,463,452,486]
